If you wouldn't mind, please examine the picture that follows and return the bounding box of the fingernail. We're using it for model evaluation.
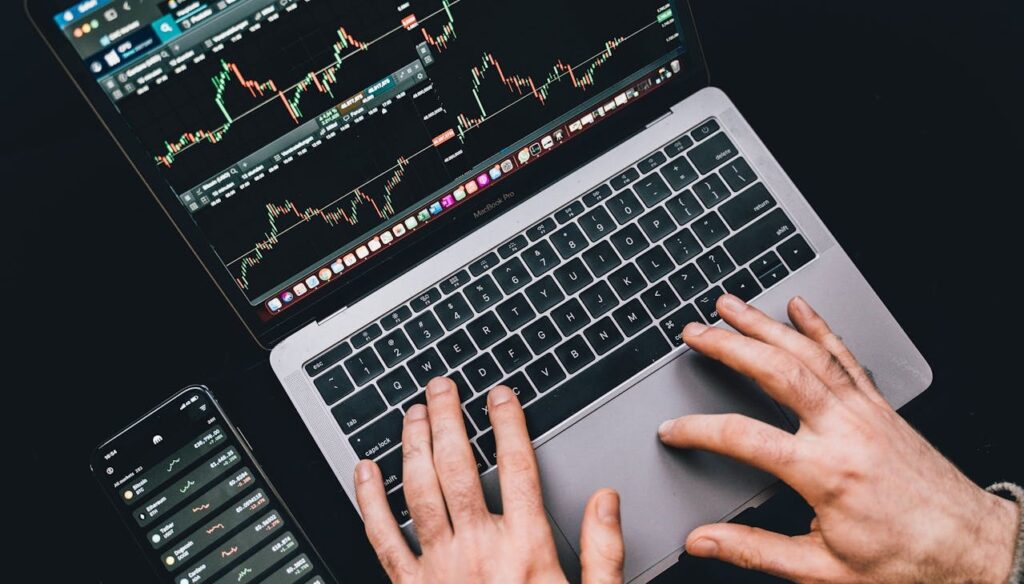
[355,460,374,484]
[406,404,427,420]
[658,420,675,439]
[596,491,620,525]
[688,538,718,556]
[719,294,746,313]
[683,322,708,337]
[489,385,514,406]
[427,377,451,397]
[792,296,817,319]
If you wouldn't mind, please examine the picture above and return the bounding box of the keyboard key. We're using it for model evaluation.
[503,372,537,404]
[352,323,383,349]
[724,209,796,264]
[449,371,474,401]
[344,349,385,387]
[407,348,446,386]
[723,269,763,302]
[610,224,650,260]
[633,173,673,206]
[719,158,756,192]
[494,335,532,373]
[641,280,681,318]
[637,246,674,282]
[411,288,443,312]
[524,328,670,439]
[777,234,816,270]
[314,366,354,405]
[637,151,667,173]
[693,174,731,208]
[660,157,700,191]
[305,342,353,377]
[665,191,704,225]
[377,367,417,405]
[550,298,591,335]
[522,240,561,276]
[664,229,703,264]
[440,270,471,295]
[376,446,403,491]
[580,280,619,317]
[719,183,776,230]
[554,258,594,295]
[404,312,444,349]
[659,304,704,346]
[494,257,533,294]
[638,207,676,242]
[388,488,411,524]
[496,294,536,331]
[469,253,500,276]
[381,306,412,331]
[555,335,596,374]
[526,219,558,243]
[551,223,589,258]
[525,353,567,393]
[606,190,644,224]
[669,263,709,300]
[466,312,507,350]
[497,235,529,259]
[332,388,386,435]
[583,184,613,207]
[523,317,561,354]
[664,134,694,157]
[466,392,494,432]
[435,293,474,330]
[610,167,640,190]
[555,201,585,224]
[694,286,726,322]
[688,132,738,174]
[614,296,654,335]
[584,317,625,356]
[751,251,783,278]
[471,443,490,473]
[437,330,478,369]
[582,241,622,278]
[692,212,730,246]
[464,353,502,392]
[464,275,504,312]
[691,119,720,142]
[696,247,737,283]
[525,276,565,313]
[579,206,616,241]
[757,262,790,289]
[608,263,646,300]
[375,330,416,368]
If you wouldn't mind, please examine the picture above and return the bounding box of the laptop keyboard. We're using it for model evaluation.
[302,118,817,524]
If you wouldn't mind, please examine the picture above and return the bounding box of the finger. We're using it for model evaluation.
[424,377,489,527]
[658,414,805,489]
[354,460,418,580]
[686,523,847,583]
[788,296,892,409]
[487,385,547,524]
[401,404,450,546]
[682,321,837,422]
[580,489,625,584]
[716,294,861,401]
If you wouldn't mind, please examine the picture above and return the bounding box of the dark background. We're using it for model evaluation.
[9,0,1022,582]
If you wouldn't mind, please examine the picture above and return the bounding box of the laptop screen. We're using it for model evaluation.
[50,0,693,324]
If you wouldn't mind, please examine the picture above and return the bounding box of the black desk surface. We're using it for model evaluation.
[9,1,1022,581]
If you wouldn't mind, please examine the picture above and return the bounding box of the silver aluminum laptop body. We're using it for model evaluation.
[270,87,933,582]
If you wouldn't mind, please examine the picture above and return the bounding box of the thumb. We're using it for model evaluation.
[686,523,843,582]
[580,488,625,584]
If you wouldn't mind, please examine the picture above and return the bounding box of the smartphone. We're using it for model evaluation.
[90,385,336,584]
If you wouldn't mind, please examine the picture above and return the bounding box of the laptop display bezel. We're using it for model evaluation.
[26,0,710,349]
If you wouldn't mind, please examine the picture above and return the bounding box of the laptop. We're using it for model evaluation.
[28,0,932,580]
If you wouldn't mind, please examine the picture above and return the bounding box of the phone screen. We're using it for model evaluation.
[91,386,334,584]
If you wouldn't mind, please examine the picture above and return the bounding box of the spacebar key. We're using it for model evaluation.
[524,327,670,439]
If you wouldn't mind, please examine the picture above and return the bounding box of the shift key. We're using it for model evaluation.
[332,388,386,435]
[724,209,796,265]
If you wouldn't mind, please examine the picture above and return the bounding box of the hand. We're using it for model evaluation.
[354,378,626,584]
[659,294,1020,583]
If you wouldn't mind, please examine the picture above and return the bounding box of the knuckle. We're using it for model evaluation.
[402,438,430,463]
[499,448,536,476]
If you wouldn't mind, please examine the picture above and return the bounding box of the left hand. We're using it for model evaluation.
[353,377,626,584]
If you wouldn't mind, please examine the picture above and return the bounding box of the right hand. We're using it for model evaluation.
[659,294,1020,583]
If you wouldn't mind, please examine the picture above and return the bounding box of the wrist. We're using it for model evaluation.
[962,491,1020,584]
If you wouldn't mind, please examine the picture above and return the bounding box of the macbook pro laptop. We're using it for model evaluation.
[28,0,932,580]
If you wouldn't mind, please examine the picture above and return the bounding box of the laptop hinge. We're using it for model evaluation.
[645,109,674,129]
[319,305,350,327]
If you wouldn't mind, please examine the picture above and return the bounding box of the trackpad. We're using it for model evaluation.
[535,349,789,582]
